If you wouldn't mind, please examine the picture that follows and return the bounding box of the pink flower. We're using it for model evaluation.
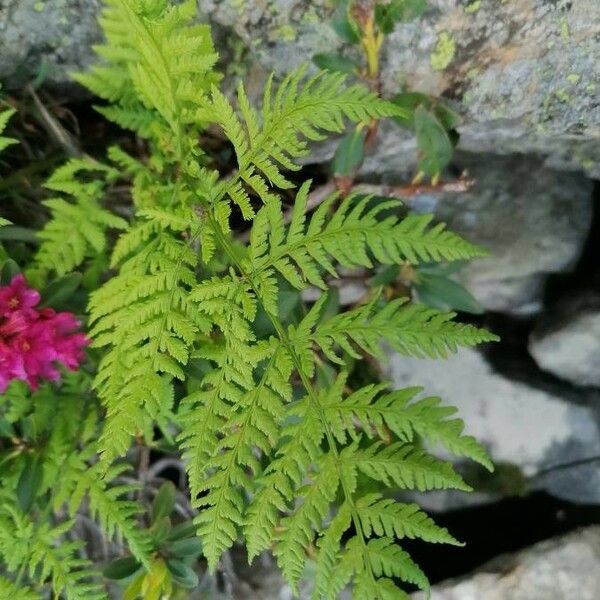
[37,309,88,371]
[0,339,25,393]
[0,274,89,391]
[0,274,40,317]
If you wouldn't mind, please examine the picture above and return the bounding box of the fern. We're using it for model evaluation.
[0,375,151,599]
[74,0,219,152]
[0,577,40,600]
[56,453,153,567]
[0,499,106,600]
[203,69,403,216]
[31,158,127,282]
[0,106,17,152]
[248,183,486,290]
[11,0,500,597]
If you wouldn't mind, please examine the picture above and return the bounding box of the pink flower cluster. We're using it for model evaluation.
[0,274,88,392]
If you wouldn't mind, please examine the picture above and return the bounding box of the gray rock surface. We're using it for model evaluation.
[0,0,101,92]
[412,526,600,600]
[369,0,600,178]
[388,347,600,504]
[409,153,593,315]
[529,293,600,387]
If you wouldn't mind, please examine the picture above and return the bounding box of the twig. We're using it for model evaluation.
[26,85,81,157]
[356,171,475,199]
[147,457,187,488]
[533,455,600,480]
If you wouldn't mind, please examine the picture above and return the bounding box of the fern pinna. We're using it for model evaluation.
[20,0,497,598]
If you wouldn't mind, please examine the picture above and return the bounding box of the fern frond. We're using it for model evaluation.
[341,440,471,492]
[274,454,340,587]
[68,4,497,598]
[179,275,297,567]
[89,208,207,461]
[0,503,106,600]
[28,522,106,600]
[324,379,493,470]
[205,69,403,214]
[362,536,429,593]
[56,455,153,567]
[178,275,260,499]
[312,503,354,600]
[204,209,493,596]
[244,397,323,561]
[75,0,218,145]
[76,0,223,465]
[32,158,126,281]
[372,389,493,471]
[248,183,487,290]
[356,493,461,545]
[0,107,17,152]
[0,577,40,600]
[354,574,411,600]
[286,294,498,384]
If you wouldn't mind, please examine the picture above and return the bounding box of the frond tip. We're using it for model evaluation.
[206,69,404,215]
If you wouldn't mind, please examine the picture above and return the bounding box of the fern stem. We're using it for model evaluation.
[209,213,378,588]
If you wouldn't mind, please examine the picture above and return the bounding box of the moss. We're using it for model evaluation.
[33,1,45,12]
[301,7,321,25]
[230,0,246,13]
[566,73,581,86]
[430,32,456,71]
[224,36,248,78]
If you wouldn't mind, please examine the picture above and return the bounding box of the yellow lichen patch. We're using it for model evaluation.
[431,32,457,71]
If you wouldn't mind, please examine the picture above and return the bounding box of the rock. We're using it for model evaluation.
[412,526,600,600]
[0,0,101,93]
[371,0,600,178]
[529,293,600,387]
[388,347,600,504]
[409,153,593,315]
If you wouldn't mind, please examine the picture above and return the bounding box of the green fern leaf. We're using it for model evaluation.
[356,493,462,545]
[248,185,488,292]
[322,375,493,470]
[0,577,40,600]
[274,454,340,590]
[205,68,402,213]
[56,455,153,567]
[31,158,126,282]
[0,107,17,152]
[341,440,471,492]
[364,536,429,592]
